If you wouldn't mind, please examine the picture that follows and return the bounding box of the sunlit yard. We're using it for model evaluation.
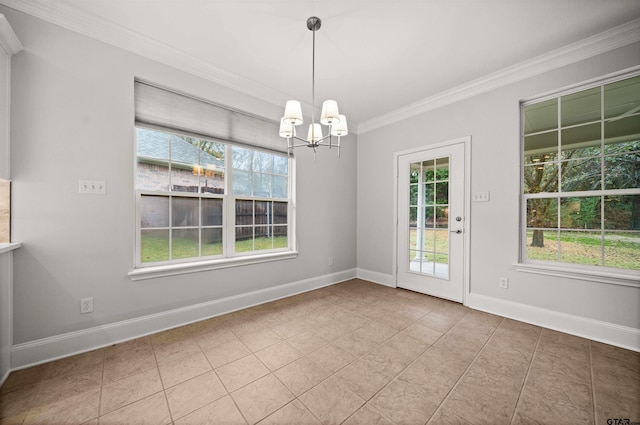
[141,233,287,263]
[526,231,640,270]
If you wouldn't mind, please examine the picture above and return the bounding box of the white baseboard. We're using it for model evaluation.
[466,293,640,352]
[11,268,357,370]
[356,268,395,287]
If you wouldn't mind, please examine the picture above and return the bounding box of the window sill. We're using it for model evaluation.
[0,242,21,255]
[515,261,640,287]
[129,251,299,281]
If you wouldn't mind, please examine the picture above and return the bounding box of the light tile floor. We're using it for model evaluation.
[1,279,639,424]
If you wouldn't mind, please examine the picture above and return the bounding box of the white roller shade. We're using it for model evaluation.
[135,80,286,153]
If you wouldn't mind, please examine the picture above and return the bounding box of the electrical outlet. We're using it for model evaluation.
[499,277,509,289]
[80,297,94,314]
[328,257,334,266]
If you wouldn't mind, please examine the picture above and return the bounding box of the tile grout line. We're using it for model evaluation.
[507,325,543,425]
[588,340,597,425]
[423,315,505,425]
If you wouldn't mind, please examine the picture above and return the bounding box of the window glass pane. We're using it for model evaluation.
[198,140,225,194]
[172,197,199,227]
[172,229,199,259]
[561,123,601,159]
[253,173,271,197]
[422,160,435,182]
[604,232,640,270]
[255,201,271,225]
[141,195,169,228]
[170,134,200,193]
[523,162,559,194]
[604,75,640,120]
[273,155,288,175]
[254,226,273,251]
[273,202,288,225]
[604,195,640,230]
[560,197,601,229]
[273,226,288,249]
[561,87,601,127]
[235,227,253,252]
[141,229,169,263]
[136,128,170,191]
[236,200,253,226]
[201,228,222,256]
[604,116,640,154]
[201,198,222,226]
[523,98,557,134]
[604,152,640,190]
[232,147,252,170]
[232,170,251,196]
[252,151,273,173]
[561,158,601,192]
[527,198,558,229]
[524,132,558,164]
[272,176,288,198]
[525,230,558,261]
[559,231,602,266]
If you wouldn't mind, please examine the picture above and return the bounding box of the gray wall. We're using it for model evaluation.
[3,7,357,346]
[357,42,640,330]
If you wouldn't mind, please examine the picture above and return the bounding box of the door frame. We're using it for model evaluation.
[392,135,472,304]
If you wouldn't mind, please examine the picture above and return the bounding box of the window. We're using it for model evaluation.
[131,81,295,278]
[136,127,292,267]
[521,73,640,275]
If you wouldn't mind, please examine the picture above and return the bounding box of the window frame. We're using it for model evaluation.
[517,70,640,286]
[129,125,297,281]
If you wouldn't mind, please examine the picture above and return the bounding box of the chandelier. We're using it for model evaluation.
[279,16,348,157]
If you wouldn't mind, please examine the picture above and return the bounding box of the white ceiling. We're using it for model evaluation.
[3,0,640,132]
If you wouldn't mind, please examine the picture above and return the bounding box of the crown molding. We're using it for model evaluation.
[357,18,640,134]
[0,13,22,55]
[1,1,639,135]
[0,0,290,111]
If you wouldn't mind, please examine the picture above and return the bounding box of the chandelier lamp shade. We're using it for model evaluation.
[279,16,348,157]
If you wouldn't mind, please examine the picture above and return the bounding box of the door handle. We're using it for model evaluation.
[450,229,463,234]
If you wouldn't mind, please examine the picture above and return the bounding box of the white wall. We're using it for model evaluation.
[357,43,640,348]
[1,7,357,365]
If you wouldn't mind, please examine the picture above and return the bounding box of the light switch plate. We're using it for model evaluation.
[79,180,106,195]
[473,191,490,202]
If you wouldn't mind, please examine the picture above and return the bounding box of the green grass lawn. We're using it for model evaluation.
[141,233,287,263]
[526,230,639,269]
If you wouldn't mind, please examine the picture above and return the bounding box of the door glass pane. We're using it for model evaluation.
[408,157,450,279]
